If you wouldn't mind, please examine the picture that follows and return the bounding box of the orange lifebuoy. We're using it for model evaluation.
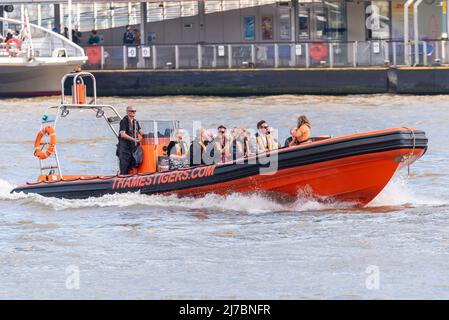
[309,41,329,62]
[34,126,57,160]
[6,38,21,57]
[86,46,101,66]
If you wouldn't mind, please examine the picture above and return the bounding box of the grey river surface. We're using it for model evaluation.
[0,95,448,299]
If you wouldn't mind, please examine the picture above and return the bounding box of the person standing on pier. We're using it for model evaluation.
[123,25,135,45]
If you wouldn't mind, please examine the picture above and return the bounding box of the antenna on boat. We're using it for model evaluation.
[61,72,97,105]
[34,72,123,182]
[23,8,34,60]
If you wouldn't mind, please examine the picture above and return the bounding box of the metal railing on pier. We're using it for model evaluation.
[81,40,449,70]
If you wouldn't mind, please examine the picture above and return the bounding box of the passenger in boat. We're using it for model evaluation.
[230,127,239,158]
[117,106,144,175]
[291,115,312,145]
[252,120,280,154]
[284,127,299,147]
[233,128,250,159]
[213,125,232,163]
[167,128,190,170]
[231,127,239,140]
[189,128,211,166]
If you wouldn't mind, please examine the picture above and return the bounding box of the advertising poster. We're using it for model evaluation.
[244,16,255,41]
[279,11,291,40]
[261,16,273,40]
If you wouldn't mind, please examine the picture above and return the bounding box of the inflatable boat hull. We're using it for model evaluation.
[12,128,428,207]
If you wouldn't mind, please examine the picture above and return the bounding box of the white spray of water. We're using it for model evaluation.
[368,176,445,207]
[0,178,347,212]
[1,176,444,212]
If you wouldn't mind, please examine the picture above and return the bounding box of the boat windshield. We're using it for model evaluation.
[139,120,178,139]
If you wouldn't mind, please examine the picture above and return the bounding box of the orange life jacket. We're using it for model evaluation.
[256,134,274,152]
[174,141,188,160]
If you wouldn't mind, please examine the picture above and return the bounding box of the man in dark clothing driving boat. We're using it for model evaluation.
[117,106,144,175]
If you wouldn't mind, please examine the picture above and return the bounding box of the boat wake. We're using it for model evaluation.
[0,177,445,213]
[368,176,446,208]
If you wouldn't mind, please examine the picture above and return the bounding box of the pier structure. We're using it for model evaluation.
[3,1,449,95]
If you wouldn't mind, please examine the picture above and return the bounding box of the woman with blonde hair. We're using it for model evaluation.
[289,115,312,147]
[234,128,251,159]
[167,128,189,169]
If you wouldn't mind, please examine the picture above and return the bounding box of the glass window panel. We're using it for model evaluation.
[205,1,222,14]
[41,4,54,30]
[24,4,39,25]
[279,8,291,40]
[298,5,309,40]
[112,2,129,28]
[147,2,164,22]
[79,3,94,32]
[181,1,198,17]
[223,0,240,11]
[258,0,277,5]
[129,3,141,25]
[61,3,77,32]
[96,3,112,30]
[325,1,346,40]
[164,1,181,20]
[240,0,260,9]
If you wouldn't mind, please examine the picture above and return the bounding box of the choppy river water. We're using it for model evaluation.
[0,94,448,299]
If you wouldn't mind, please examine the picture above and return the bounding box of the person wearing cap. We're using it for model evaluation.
[117,106,143,175]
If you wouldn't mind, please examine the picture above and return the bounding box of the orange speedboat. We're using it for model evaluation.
[12,73,428,207]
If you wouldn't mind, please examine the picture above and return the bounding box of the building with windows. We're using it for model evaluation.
[2,1,449,70]
[1,1,448,45]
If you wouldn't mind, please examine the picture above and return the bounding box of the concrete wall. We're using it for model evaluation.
[347,1,366,42]
[86,68,390,96]
[79,67,449,96]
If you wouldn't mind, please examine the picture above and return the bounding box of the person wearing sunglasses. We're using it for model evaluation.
[234,128,251,160]
[117,106,143,175]
[253,120,279,154]
[213,125,232,163]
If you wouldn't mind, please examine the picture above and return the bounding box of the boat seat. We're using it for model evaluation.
[107,116,121,124]
[310,135,331,142]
